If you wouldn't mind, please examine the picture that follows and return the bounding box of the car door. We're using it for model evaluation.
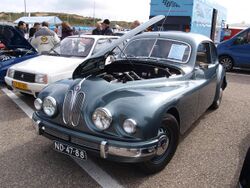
[229,29,250,68]
[195,42,218,115]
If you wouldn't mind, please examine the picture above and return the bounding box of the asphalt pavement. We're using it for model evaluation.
[0,71,250,188]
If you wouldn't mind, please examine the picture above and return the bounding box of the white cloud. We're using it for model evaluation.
[0,0,249,24]
[0,0,150,22]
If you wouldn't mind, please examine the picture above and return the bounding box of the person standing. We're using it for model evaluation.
[31,21,60,53]
[130,20,140,29]
[101,19,113,35]
[15,21,26,37]
[61,22,73,40]
[29,22,41,38]
[92,22,102,35]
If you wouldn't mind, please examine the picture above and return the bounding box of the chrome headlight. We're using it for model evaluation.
[92,108,112,130]
[35,74,48,84]
[123,119,137,134]
[7,68,15,78]
[34,98,43,110]
[43,96,57,116]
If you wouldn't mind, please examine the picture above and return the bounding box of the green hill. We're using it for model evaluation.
[0,12,132,28]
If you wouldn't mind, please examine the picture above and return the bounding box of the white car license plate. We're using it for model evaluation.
[54,141,87,160]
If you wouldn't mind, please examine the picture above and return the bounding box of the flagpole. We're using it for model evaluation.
[93,0,96,26]
[24,0,27,16]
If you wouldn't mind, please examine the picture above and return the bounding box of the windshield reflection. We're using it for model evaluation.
[50,37,94,57]
[123,38,191,63]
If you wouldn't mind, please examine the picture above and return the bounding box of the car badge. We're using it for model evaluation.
[21,74,24,78]
[75,85,81,91]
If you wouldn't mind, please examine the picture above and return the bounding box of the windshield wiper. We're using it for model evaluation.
[24,48,35,56]
[49,48,60,56]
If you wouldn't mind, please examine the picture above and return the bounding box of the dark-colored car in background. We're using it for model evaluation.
[217,27,250,71]
[32,16,227,174]
[0,24,38,82]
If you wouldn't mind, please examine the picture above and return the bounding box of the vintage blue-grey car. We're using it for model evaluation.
[32,16,227,174]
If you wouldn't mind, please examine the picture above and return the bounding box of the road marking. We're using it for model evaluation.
[227,72,250,77]
[2,88,33,119]
[1,88,124,188]
[74,158,123,188]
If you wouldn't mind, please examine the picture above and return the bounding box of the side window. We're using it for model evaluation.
[210,43,217,63]
[196,43,211,64]
[234,31,250,45]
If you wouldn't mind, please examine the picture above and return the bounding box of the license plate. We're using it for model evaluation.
[54,141,87,160]
[12,81,28,90]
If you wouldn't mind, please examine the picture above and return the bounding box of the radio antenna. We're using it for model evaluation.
[159,4,173,31]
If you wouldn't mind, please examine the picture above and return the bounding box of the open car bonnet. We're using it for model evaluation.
[0,24,36,52]
[72,15,165,79]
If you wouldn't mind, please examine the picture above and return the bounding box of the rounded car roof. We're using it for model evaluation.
[132,31,213,45]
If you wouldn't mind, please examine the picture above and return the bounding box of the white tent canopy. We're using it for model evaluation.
[14,16,62,25]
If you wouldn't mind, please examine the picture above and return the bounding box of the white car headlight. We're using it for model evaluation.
[35,74,48,84]
[7,68,15,78]
[34,98,43,110]
[123,119,137,134]
[43,96,57,116]
[92,108,112,130]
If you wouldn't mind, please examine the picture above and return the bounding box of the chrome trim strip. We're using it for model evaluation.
[100,141,108,159]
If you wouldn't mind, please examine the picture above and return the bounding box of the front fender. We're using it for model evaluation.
[97,94,179,140]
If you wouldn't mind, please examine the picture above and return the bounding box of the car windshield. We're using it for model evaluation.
[122,38,191,63]
[50,37,94,57]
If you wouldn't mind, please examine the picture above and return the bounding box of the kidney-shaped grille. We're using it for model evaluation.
[62,90,85,127]
[63,90,73,124]
[71,92,85,126]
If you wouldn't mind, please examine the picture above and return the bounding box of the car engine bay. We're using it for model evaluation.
[98,60,182,83]
[0,49,34,62]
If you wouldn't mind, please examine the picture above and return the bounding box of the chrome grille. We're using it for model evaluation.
[62,90,85,126]
[63,90,73,124]
[71,92,85,126]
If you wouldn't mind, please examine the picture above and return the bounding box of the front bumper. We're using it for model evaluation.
[32,113,160,163]
[5,76,47,97]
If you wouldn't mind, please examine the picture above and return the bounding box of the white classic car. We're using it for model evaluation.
[5,35,118,97]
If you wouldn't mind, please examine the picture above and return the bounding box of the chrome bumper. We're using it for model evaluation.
[100,140,157,159]
[32,119,158,160]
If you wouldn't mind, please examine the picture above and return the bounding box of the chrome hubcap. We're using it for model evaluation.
[156,129,169,156]
[221,58,232,71]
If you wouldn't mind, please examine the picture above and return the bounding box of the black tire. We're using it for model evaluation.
[140,114,179,174]
[219,56,234,71]
[210,87,223,110]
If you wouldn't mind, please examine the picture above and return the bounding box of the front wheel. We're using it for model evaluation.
[219,56,234,71]
[140,114,179,174]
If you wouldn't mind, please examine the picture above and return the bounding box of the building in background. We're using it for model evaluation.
[150,0,227,43]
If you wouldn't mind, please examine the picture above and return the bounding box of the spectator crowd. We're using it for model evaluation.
[14,18,141,53]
